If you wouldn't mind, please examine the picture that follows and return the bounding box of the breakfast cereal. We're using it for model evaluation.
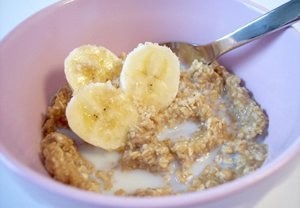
[41,44,268,196]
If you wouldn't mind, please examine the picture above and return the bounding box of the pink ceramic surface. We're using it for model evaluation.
[0,0,299,207]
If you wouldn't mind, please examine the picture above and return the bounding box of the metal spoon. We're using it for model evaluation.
[162,0,300,67]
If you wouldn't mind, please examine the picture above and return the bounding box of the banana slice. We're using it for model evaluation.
[120,42,180,110]
[66,82,138,150]
[64,45,122,91]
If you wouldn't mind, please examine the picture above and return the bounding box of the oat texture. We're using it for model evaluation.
[41,60,268,196]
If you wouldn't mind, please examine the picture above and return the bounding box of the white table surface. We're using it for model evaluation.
[0,0,299,208]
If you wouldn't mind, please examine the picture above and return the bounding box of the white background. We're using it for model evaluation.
[0,0,299,207]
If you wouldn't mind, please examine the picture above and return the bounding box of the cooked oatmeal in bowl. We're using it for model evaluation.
[40,42,268,196]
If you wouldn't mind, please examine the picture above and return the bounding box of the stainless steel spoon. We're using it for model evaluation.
[162,0,300,67]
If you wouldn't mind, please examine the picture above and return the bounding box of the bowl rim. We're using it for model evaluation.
[0,0,300,207]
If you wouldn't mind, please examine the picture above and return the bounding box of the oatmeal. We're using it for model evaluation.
[41,43,268,196]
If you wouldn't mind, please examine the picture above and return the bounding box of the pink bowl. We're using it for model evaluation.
[0,0,299,207]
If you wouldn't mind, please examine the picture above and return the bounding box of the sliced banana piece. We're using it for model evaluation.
[66,82,138,150]
[64,45,122,91]
[120,42,180,110]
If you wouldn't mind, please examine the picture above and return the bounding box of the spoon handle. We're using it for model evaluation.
[214,0,300,57]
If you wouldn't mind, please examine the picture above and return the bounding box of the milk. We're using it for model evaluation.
[157,121,199,141]
[78,144,120,170]
[76,121,217,194]
[111,169,164,193]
